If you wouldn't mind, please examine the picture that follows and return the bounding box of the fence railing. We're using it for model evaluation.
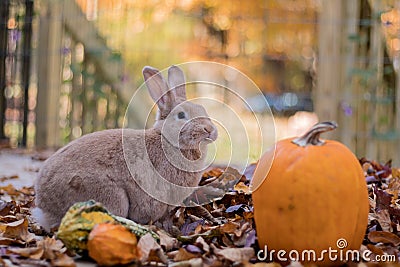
[1,0,399,165]
[0,0,140,149]
[316,0,400,164]
[0,0,34,147]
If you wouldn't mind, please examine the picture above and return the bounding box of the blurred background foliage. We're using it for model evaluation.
[72,0,320,165]
[1,0,400,164]
[76,0,318,94]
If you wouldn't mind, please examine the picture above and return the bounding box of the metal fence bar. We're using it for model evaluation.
[0,0,10,141]
[36,1,63,148]
[21,0,33,146]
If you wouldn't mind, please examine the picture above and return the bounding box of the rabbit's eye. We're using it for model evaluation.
[177,111,186,119]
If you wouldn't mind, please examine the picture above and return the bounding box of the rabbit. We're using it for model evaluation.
[32,65,218,231]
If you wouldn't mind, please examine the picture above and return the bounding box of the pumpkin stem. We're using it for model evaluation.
[291,121,338,147]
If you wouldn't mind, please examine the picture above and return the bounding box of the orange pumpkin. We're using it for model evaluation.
[251,121,369,266]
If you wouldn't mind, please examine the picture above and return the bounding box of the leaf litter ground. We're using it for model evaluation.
[0,150,399,266]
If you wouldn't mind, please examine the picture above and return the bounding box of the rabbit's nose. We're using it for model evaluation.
[203,125,213,134]
[204,124,218,141]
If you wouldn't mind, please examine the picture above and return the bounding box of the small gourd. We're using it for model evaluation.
[56,200,159,254]
[88,223,141,266]
[251,122,369,265]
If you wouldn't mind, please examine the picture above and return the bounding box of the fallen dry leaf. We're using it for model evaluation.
[0,215,19,224]
[213,245,255,263]
[392,168,400,179]
[173,247,200,262]
[40,237,66,260]
[243,162,257,180]
[226,204,247,213]
[244,263,282,267]
[220,221,240,234]
[18,186,35,196]
[138,233,167,264]
[0,200,13,216]
[158,229,179,251]
[0,217,35,243]
[366,243,385,256]
[194,236,209,253]
[51,253,76,267]
[202,168,223,179]
[6,157,400,266]
[7,246,43,260]
[0,175,18,182]
[0,184,19,196]
[170,257,203,267]
[375,209,392,232]
[186,167,243,205]
[236,222,251,236]
[234,182,251,194]
[184,186,225,206]
[217,167,243,190]
[374,185,392,211]
[244,229,256,247]
[6,237,75,266]
[188,206,219,224]
[368,231,400,246]
[0,236,25,246]
[184,244,203,254]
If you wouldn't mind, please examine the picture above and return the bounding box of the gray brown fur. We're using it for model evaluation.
[33,65,218,231]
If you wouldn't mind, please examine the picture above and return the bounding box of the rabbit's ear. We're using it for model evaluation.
[143,66,173,115]
[168,65,187,103]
